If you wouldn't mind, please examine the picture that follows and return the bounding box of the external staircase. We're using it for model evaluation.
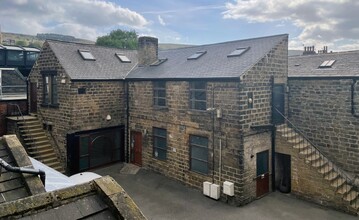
[17,116,65,173]
[277,123,359,212]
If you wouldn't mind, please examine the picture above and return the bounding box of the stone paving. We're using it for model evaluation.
[94,163,358,220]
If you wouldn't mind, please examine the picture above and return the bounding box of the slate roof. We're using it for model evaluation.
[0,139,30,204]
[127,34,288,80]
[47,40,138,80]
[289,50,359,78]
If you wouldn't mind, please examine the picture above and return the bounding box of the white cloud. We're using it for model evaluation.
[223,0,359,51]
[158,15,166,26]
[0,0,148,40]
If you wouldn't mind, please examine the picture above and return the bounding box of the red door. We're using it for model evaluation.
[256,150,269,197]
[30,82,37,113]
[131,131,142,166]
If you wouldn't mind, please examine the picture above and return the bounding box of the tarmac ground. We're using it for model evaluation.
[94,163,358,220]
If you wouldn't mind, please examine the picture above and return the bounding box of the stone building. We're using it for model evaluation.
[127,35,288,205]
[274,50,359,213]
[27,40,137,173]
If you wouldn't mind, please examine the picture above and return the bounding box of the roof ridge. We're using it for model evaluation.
[47,39,136,51]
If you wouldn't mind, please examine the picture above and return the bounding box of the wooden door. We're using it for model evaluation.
[256,150,269,197]
[272,84,285,124]
[131,131,142,166]
[30,82,37,113]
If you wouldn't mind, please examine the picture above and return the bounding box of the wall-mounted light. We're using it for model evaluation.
[248,92,253,109]
[106,114,111,121]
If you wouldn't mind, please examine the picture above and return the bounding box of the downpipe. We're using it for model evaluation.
[0,158,46,186]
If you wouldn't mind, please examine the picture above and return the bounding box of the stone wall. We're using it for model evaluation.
[288,78,359,175]
[128,80,243,204]
[275,132,354,214]
[28,42,126,168]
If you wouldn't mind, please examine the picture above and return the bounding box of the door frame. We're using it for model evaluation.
[256,150,270,198]
[130,130,142,166]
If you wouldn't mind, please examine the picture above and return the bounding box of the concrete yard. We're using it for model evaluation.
[94,163,358,220]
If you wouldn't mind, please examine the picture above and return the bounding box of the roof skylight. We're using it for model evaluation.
[227,47,249,57]
[115,53,131,63]
[319,60,336,68]
[151,58,168,66]
[187,51,207,60]
[78,49,95,61]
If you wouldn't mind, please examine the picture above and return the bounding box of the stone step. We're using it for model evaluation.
[282,131,298,138]
[24,136,47,142]
[25,140,50,146]
[344,190,359,202]
[337,184,352,195]
[19,124,42,130]
[299,148,315,155]
[318,164,333,174]
[287,136,304,144]
[306,154,321,162]
[22,131,46,138]
[276,124,287,130]
[293,142,311,149]
[20,128,43,134]
[17,120,39,125]
[311,159,327,168]
[30,147,54,156]
[27,144,53,152]
[324,171,339,181]
[331,177,346,188]
[38,157,58,164]
[33,152,57,160]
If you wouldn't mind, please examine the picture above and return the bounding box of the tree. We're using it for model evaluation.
[96,29,138,49]
[16,40,28,46]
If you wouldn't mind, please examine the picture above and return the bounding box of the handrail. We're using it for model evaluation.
[0,158,45,186]
[8,104,40,161]
[275,108,356,191]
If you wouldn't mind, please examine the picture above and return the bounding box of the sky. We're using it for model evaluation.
[1,0,359,51]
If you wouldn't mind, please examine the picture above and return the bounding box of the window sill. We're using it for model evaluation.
[153,106,169,111]
[41,103,59,108]
[186,110,210,115]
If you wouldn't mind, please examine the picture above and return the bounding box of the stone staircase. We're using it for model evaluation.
[277,123,359,212]
[17,116,65,173]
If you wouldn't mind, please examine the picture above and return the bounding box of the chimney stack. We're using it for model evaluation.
[138,36,158,66]
[303,46,316,55]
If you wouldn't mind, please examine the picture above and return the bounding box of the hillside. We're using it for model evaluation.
[1,32,95,48]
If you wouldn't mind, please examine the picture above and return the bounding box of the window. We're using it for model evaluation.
[187,51,207,60]
[190,135,208,174]
[153,128,167,160]
[78,49,95,60]
[319,60,336,68]
[227,47,249,57]
[189,81,206,110]
[42,71,58,106]
[153,81,166,107]
[115,53,131,63]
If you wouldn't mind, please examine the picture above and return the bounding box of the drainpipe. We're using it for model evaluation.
[125,81,130,163]
[351,79,359,118]
[270,76,276,191]
[0,158,46,186]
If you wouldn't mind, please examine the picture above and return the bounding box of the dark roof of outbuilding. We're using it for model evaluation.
[47,40,138,80]
[127,34,288,80]
[289,50,359,78]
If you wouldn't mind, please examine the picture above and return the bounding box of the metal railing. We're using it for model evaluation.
[8,104,41,162]
[275,108,358,207]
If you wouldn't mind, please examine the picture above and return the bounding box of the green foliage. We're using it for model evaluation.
[16,40,28,46]
[28,41,43,49]
[96,29,138,49]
